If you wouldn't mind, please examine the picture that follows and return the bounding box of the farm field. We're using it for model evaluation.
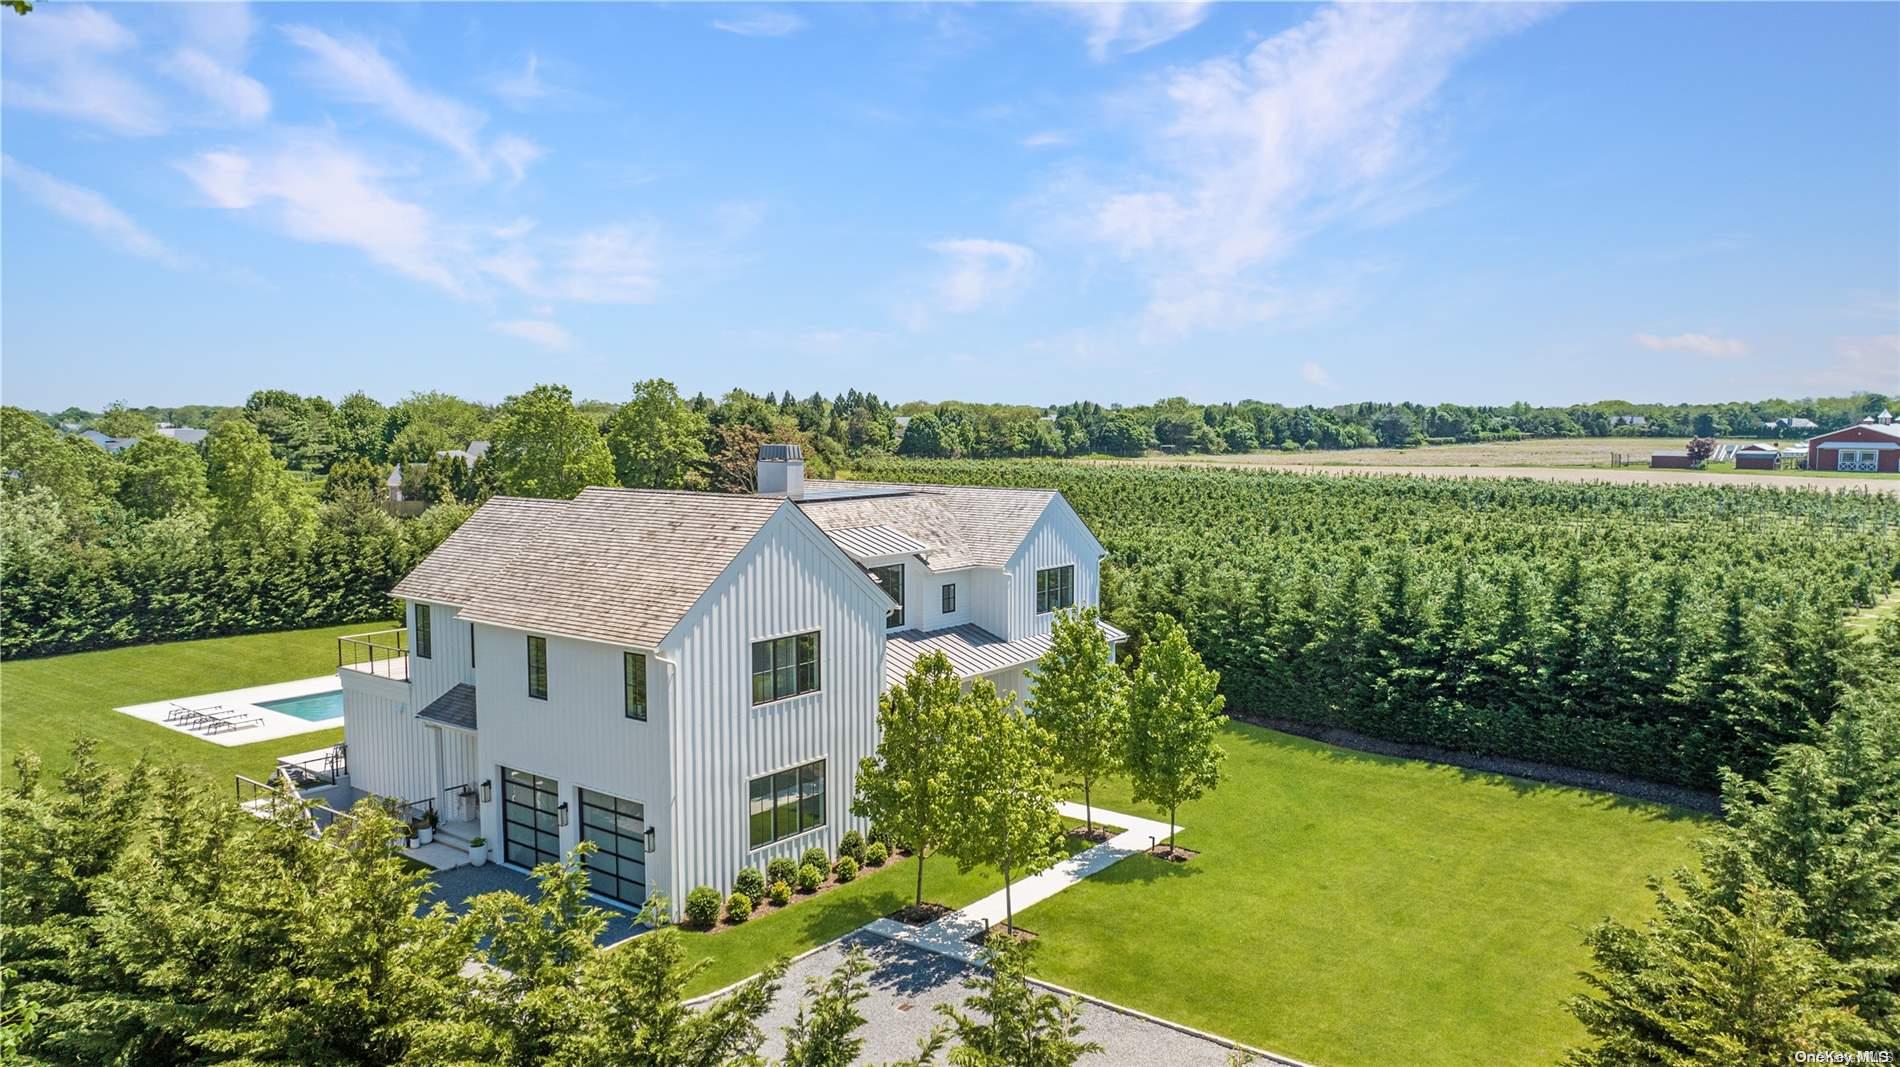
[0,622,391,787]
[1018,721,1705,1067]
[1115,437,1900,493]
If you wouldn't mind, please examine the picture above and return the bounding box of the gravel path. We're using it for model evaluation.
[752,932,1277,1066]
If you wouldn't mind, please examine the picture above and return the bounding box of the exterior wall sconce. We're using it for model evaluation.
[644,827,657,853]
[558,801,570,828]
[480,779,492,804]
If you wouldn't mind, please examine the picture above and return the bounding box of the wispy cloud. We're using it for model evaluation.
[1,4,166,135]
[478,224,661,304]
[1633,332,1747,358]
[711,10,808,37]
[161,3,269,123]
[1302,360,1332,387]
[1817,334,1900,391]
[491,318,573,351]
[929,238,1037,313]
[492,134,547,185]
[178,133,463,294]
[1062,2,1209,60]
[1054,3,1551,337]
[3,154,182,266]
[493,52,548,108]
[283,25,530,179]
[1022,130,1073,150]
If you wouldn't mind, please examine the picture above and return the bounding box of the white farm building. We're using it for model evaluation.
[333,445,1118,916]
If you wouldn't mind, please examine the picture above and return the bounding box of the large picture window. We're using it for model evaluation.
[624,652,647,720]
[751,632,819,704]
[1035,565,1075,614]
[869,563,905,628]
[527,635,548,700]
[748,759,825,848]
[414,604,432,659]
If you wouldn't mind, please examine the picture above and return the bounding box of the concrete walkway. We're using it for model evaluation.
[863,802,1179,964]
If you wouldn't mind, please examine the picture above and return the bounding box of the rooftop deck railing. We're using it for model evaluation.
[338,628,407,679]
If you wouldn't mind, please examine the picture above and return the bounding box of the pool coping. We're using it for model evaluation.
[113,674,344,748]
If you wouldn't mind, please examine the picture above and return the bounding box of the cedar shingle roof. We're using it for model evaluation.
[404,489,785,649]
[795,481,1056,569]
[883,620,1127,690]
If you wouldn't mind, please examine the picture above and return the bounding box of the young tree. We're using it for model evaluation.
[936,941,1100,1067]
[941,680,1064,934]
[204,416,319,549]
[486,384,616,499]
[114,435,208,520]
[604,379,710,490]
[1027,607,1127,839]
[853,651,968,915]
[1124,614,1226,856]
[95,401,156,438]
[775,945,946,1067]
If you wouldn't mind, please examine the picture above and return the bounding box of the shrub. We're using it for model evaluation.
[800,846,829,872]
[768,880,793,906]
[868,824,899,853]
[796,863,823,893]
[733,866,766,901]
[832,855,859,883]
[865,841,889,867]
[838,829,867,865]
[684,885,721,927]
[726,892,753,923]
[766,856,798,886]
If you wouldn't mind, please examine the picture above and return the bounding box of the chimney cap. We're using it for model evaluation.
[760,442,804,461]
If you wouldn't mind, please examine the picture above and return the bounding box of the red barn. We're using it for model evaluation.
[1807,412,1900,473]
[1734,444,1780,470]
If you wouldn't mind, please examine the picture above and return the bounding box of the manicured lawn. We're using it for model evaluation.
[1017,721,1704,1067]
[680,829,1102,998]
[0,622,393,787]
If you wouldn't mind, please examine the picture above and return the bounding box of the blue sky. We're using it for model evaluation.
[3,2,1896,412]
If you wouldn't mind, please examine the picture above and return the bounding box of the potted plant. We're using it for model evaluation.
[416,809,437,845]
[468,835,487,866]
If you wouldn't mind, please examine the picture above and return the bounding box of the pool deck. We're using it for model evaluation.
[114,674,344,747]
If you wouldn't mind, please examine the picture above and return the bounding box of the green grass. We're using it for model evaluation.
[1017,721,1704,1067]
[0,622,393,787]
[679,828,1101,998]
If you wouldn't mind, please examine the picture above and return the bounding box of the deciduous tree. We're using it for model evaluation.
[604,379,709,490]
[1125,614,1226,855]
[486,384,615,500]
[853,651,968,914]
[941,680,1063,933]
[1027,608,1126,838]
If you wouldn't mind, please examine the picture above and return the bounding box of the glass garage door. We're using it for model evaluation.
[501,767,561,870]
[578,788,646,906]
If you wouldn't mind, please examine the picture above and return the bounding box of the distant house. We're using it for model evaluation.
[1763,417,1820,435]
[1806,411,1900,474]
[156,423,209,446]
[1611,415,1647,428]
[892,415,912,438]
[74,429,138,454]
[63,422,207,453]
[1734,443,1780,470]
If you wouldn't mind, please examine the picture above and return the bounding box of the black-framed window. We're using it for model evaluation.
[414,604,432,659]
[624,652,647,721]
[941,583,956,614]
[748,759,825,848]
[869,563,905,628]
[1035,565,1075,614]
[527,635,548,700]
[751,632,819,704]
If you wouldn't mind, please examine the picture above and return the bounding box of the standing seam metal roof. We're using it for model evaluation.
[793,480,1055,570]
[882,620,1127,690]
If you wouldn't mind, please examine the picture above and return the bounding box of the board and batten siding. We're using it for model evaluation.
[340,682,433,806]
[1001,496,1103,640]
[471,620,674,904]
[664,505,889,908]
[408,601,474,711]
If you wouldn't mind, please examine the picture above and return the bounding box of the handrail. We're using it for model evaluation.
[338,628,407,679]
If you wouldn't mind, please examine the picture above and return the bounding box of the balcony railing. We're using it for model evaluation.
[339,628,408,680]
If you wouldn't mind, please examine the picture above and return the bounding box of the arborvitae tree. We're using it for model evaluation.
[1027,607,1127,838]
[1364,553,1437,738]
[1540,556,1588,717]
[853,652,969,914]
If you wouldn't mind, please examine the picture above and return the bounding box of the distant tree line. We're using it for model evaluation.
[845,460,1900,792]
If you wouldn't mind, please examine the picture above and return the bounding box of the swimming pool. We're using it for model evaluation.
[257,690,345,722]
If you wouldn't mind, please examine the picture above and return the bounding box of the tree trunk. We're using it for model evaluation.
[1168,802,1177,855]
[1084,779,1094,837]
[1003,850,1014,933]
[914,841,926,910]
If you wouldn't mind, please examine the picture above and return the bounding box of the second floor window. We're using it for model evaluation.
[624,652,647,720]
[869,564,905,628]
[942,583,956,614]
[527,635,548,700]
[414,604,432,659]
[752,631,819,704]
[1036,565,1075,614]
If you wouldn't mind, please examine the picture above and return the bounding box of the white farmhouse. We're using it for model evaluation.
[336,444,1117,916]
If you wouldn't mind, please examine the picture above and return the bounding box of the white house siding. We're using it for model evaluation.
[920,566,975,632]
[435,727,481,819]
[340,680,432,806]
[968,568,1012,638]
[664,506,889,910]
[470,621,675,908]
[1002,497,1103,640]
[408,601,474,710]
